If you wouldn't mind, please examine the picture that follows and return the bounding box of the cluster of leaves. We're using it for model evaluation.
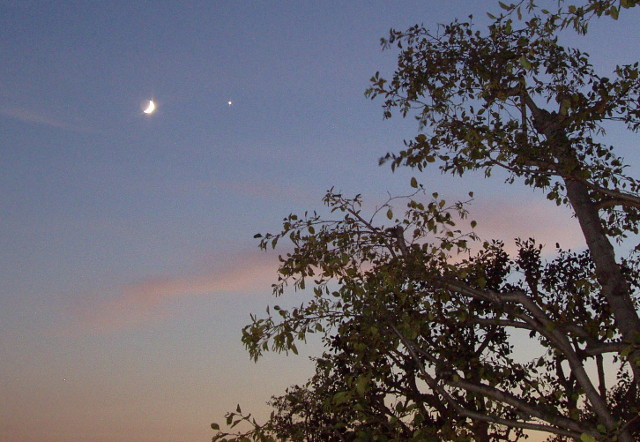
[213,1,640,441]
[366,4,640,241]
[509,0,640,34]
[214,187,639,441]
[482,1,639,34]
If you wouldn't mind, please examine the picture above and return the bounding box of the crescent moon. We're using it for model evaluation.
[143,100,156,114]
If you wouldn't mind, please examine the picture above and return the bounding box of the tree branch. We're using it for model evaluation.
[388,322,588,439]
[448,378,592,435]
[443,279,621,433]
[583,181,640,210]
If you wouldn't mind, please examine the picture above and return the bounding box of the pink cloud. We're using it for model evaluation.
[63,197,584,334]
[66,250,281,334]
[469,196,585,254]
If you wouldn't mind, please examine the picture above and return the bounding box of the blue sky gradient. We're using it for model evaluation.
[2,1,638,441]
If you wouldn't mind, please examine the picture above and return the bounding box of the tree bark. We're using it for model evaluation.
[564,178,640,348]
[563,178,638,442]
[523,93,640,367]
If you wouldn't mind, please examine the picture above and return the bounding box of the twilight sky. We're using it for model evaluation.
[1,2,638,441]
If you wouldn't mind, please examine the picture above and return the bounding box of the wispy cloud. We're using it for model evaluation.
[63,197,583,334]
[122,176,322,205]
[227,179,320,202]
[0,105,91,132]
[66,250,281,334]
[470,197,584,254]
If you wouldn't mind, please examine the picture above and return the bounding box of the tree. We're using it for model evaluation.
[527,0,640,33]
[213,2,640,440]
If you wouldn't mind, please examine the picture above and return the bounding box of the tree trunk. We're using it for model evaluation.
[564,178,638,442]
[564,178,640,348]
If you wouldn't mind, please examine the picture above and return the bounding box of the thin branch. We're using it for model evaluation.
[473,326,498,357]
[596,354,607,401]
[583,342,628,357]
[583,182,640,210]
[470,317,535,331]
[389,323,587,440]
[448,378,590,434]
[444,279,619,432]
[452,404,584,439]
[619,413,640,438]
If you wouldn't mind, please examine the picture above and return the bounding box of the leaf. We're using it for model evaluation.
[386,208,393,220]
[356,375,369,395]
[211,423,220,430]
[518,56,532,70]
[333,391,349,405]
[410,176,418,188]
[580,434,597,442]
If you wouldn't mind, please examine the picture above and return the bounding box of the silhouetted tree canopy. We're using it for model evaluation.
[213,1,640,440]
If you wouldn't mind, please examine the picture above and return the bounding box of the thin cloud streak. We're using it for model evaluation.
[227,179,319,202]
[0,105,91,132]
[118,177,321,205]
[67,250,281,334]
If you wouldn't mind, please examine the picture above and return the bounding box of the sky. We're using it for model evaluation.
[1,2,638,441]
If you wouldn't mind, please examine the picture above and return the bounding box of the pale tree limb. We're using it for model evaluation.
[443,280,626,437]
[388,323,590,440]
